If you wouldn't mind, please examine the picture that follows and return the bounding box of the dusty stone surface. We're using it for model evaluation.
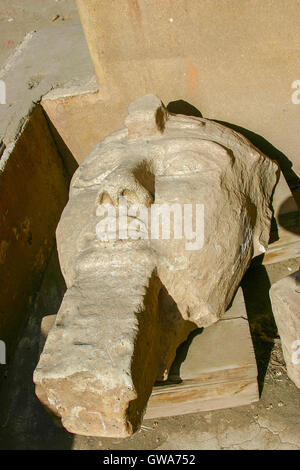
[0,23,94,149]
[34,95,279,438]
[270,270,300,388]
[0,0,79,68]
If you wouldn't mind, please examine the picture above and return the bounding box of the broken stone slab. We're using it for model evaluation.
[145,288,259,419]
[34,94,279,437]
[0,25,94,147]
[270,270,300,388]
[39,288,259,422]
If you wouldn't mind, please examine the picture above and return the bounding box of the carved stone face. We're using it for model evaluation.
[61,94,278,326]
[34,95,279,438]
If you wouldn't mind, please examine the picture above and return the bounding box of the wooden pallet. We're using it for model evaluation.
[145,288,259,419]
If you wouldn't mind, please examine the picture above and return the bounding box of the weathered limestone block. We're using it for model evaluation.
[270,270,300,388]
[34,94,279,437]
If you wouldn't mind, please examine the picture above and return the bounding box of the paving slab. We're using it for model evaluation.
[0,23,95,150]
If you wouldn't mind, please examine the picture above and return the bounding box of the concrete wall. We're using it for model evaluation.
[75,0,300,177]
[0,106,69,367]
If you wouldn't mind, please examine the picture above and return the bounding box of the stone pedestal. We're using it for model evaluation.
[270,270,300,388]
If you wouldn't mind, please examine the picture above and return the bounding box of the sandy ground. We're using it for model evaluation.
[0,0,299,451]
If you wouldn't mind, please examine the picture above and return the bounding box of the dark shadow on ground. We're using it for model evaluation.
[277,197,300,235]
[240,256,278,395]
[0,246,73,450]
[157,328,203,386]
[43,108,79,182]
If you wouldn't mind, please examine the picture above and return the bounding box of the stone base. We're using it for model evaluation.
[145,287,259,419]
[40,287,259,424]
[270,271,300,389]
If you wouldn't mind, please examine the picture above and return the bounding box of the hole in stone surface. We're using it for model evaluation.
[132,160,155,201]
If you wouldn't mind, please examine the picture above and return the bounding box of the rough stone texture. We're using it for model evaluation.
[270,270,300,388]
[34,95,279,437]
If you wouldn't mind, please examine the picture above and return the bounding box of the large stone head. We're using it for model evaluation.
[34,95,279,437]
